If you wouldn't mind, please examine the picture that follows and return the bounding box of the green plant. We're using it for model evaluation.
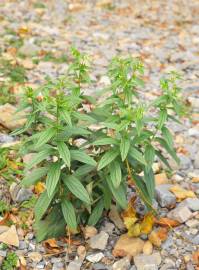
[0,59,26,83]
[2,252,18,270]
[0,84,16,105]
[0,200,10,215]
[15,48,184,241]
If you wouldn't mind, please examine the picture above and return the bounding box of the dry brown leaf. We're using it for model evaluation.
[192,250,199,266]
[148,228,168,247]
[154,217,180,228]
[43,238,61,253]
[170,185,196,201]
[192,177,199,183]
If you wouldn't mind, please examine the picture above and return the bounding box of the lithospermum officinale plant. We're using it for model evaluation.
[14,48,185,241]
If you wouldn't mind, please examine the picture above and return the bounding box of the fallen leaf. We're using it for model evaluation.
[148,228,168,247]
[192,250,199,266]
[0,225,19,247]
[122,197,138,230]
[154,217,180,228]
[170,185,196,201]
[43,238,61,253]
[192,177,199,183]
[140,213,154,234]
[128,223,141,237]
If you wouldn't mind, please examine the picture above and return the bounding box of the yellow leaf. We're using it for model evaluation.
[122,197,138,230]
[124,217,138,230]
[140,213,154,234]
[170,185,196,201]
[128,223,141,237]
[34,182,45,194]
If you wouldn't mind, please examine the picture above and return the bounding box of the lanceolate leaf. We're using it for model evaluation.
[88,199,104,226]
[106,176,127,209]
[144,167,155,201]
[145,145,155,168]
[158,110,167,130]
[22,167,48,187]
[46,162,61,197]
[74,164,95,178]
[162,126,173,148]
[34,191,54,221]
[63,175,90,204]
[70,150,96,166]
[25,148,53,171]
[34,128,56,149]
[156,137,179,164]
[92,137,118,146]
[61,199,77,229]
[73,112,96,123]
[120,137,130,161]
[129,147,146,165]
[110,161,122,188]
[98,148,119,171]
[60,110,72,126]
[57,141,71,168]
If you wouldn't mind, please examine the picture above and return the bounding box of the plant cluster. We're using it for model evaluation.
[14,48,185,241]
[2,252,18,270]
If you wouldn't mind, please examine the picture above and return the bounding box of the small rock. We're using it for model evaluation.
[28,252,42,263]
[0,134,15,144]
[155,173,169,185]
[0,225,19,247]
[143,241,153,255]
[186,219,199,227]
[0,103,26,130]
[167,205,192,223]
[10,183,33,203]
[155,185,176,208]
[86,252,104,263]
[183,198,199,211]
[134,252,161,270]
[112,257,131,270]
[101,222,115,234]
[19,41,40,56]
[89,231,109,250]
[194,152,199,169]
[112,234,144,257]
[83,226,98,239]
[109,205,125,230]
[0,250,7,257]
[67,259,82,270]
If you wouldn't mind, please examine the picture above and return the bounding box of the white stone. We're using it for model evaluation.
[86,252,104,263]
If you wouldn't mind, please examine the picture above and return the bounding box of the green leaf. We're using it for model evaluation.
[34,191,54,221]
[88,199,104,226]
[46,162,61,197]
[106,176,127,209]
[128,147,146,165]
[162,126,173,148]
[132,174,153,211]
[34,128,56,149]
[155,150,171,170]
[60,110,72,126]
[64,175,90,204]
[70,150,96,166]
[156,137,179,164]
[144,167,155,201]
[158,110,167,130]
[110,161,122,188]
[25,148,53,171]
[57,142,71,168]
[61,199,77,229]
[74,164,95,178]
[145,145,155,168]
[62,127,91,137]
[22,167,48,187]
[34,205,66,242]
[73,112,96,123]
[98,148,119,170]
[120,137,130,161]
[92,137,118,146]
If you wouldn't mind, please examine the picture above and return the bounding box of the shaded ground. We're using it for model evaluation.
[0,0,199,269]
